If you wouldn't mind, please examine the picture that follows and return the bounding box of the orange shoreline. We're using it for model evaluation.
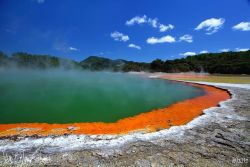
[0,81,230,137]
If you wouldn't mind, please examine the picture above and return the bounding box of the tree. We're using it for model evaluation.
[150,59,164,72]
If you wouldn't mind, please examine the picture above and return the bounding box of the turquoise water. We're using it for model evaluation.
[0,70,205,123]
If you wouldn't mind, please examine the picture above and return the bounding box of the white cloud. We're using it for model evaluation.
[200,50,209,54]
[126,15,174,32]
[235,48,249,52]
[110,31,129,42]
[232,22,250,31]
[128,43,141,50]
[148,18,158,28]
[125,15,147,26]
[180,52,196,56]
[69,47,79,51]
[195,18,225,35]
[219,48,230,52]
[146,35,175,44]
[159,24,174,32]
[179,34,193,43]
[37,0,45,4]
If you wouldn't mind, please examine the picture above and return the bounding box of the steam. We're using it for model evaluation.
[0,70,205,123]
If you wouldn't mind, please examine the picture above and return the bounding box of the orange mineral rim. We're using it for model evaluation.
[0,81,231,138]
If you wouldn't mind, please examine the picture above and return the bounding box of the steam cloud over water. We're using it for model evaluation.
[0,69,205,123]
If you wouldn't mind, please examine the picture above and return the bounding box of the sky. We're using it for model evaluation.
[0,0,250,62]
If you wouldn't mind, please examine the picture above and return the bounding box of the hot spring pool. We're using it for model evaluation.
[0,70,205,124]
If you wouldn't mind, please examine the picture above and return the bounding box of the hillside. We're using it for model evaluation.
[150,50,250,74]
[79,56,127,71]
[1,50,250,74]
[0,52,81,70]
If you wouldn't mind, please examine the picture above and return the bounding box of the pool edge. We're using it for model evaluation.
[0,77,231,138]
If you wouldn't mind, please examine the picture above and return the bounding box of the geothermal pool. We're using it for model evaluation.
[0,70,205,124]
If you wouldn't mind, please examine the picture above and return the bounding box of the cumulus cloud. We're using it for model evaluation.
[200,50,209,54]
[219,48,230,52]
[236,48,249,52]
[180,52,196,56]
[148,18,158,28]
[125,15,147,26]
[69,47,79,51]
[128,43,141,50]
[110,31,129,42]
[159,24,174,32]
[195,18,225,35]
[232,22,250,31]
[179,34,193,43]
[146,35,175,44]
[126,15,174,32]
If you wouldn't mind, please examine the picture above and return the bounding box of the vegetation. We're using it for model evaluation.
[151,51,250,74]
[122,61,150,72]
[0,52,81,69]
[80,56,127,71]
[0,50,250,74]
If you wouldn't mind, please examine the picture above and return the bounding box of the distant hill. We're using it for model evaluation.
[150,50,250,74]
[0,52,81,70]
[1,50,250,74]
[80,56,127,71]
[79,56,149,72]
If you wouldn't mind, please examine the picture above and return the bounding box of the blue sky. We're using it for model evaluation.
[0,0,250,62]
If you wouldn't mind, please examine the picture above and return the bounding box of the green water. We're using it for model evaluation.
[0,70,205,123]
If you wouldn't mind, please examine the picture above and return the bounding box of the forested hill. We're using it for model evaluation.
[79,56,127,71]
[79,56,149,72]
[0,50,250,74]
[151,50,250,74]
[0,52,81,69]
